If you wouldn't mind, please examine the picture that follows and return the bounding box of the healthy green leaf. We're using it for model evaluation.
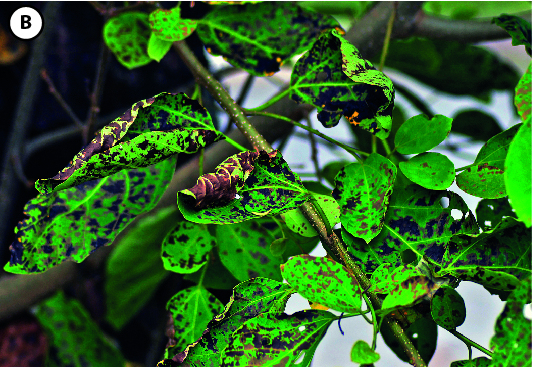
[474,123,521,170]
[282,193,340,237]
[161,221,216,274]
[430,286,466,329]
[196,2,339,76]
[290,29,394,137]
[514,62,531,122]
[394,114,452,155]
[105,207,178,330]
[456,164,506,199]
[492,14,532,56]
[450,357,492,367]
[332,153,397,243]
[400,152,455,190]
[183,248,240,290]
[165,286,224,357]
[489,275,532,366]
[147,32,172,62]
[424,1,531,20]
[451,109,503,142]
[34,291,125,366]
[5,158,176,274]
[103,12,152,69]
[149,6,198,41]
[178,150,308,225]
[36,92,222,195]
[221,310,336,367]
[281,255,363,313]
[350,340,380,365]
[476,197,516,231]
[505,117,532,227]
[270,237,288,257]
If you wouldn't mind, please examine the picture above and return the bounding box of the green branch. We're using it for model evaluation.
[448,329,493,358]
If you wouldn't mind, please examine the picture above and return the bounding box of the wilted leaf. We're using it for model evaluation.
[515,62,531,121]
[165,286,223,357]
[450,357,492,367]
[394,114,452,155]
[430,286,466,329]
[492,14,532,56]
[183,249,240,290]
[282,193,340,237]
[456,164,506,199]
[105,207,178,330]
[221,310,336,366]
[178,150,308,225]
[196,2,339,76]
[281,255,362,313]
[332,153,396,243]
[36,92,222,195]
[350,340,380,365]
[103,12,152,69]
[34,291,125,366]
[400,152,455,190]
[147,33,172,62]
[476,197,516,231]
[490,275,532,366]
[5,158,176,274]
[149,6,197,41]
[451,110,503,142]
[161,221,216,274]
[505,117,532,227]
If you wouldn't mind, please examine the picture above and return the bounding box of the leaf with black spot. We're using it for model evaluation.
[492,14,532,56]
[430,286,466,329]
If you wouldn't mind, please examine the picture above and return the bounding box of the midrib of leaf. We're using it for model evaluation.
[383,224,448,261]
[445,265,531,273]
[244,167,306,194]
[158,105,215,131]
[475,144,510,166]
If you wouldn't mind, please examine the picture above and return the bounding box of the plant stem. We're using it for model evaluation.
[455,163,475,172]
[381,138,392,156]
[198,148,205,177]
[448,329,493,358]
[379,2,397,72]
[245,88,291,112]
[305,116,322,182]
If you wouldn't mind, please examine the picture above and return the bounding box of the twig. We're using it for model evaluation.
[10,153,33,189]
[305,116,322,182]
[448,329,493,358]
[88,1,152,17]
[379,2,397,72]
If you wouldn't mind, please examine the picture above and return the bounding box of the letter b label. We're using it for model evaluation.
[10,7,43,40]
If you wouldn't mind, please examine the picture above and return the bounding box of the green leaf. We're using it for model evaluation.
[167,278,292,366]
[196,2,339,76]
[394,114,453,155]
[282,193,340,237]
[149,6,197,41]
[381,275,440,313]
[36,92,222,195]
[490,275,532,366]
[34,291,125,366]
[424,1,531,20]
[474,123,521,170]
[161,221,216,274]
[5,158,176,274]
[105,207,178,330]
[270,238,288,257]
[103,12,152,69]
[183,248,240,290]
[343,184,478,274]
[515,62,531,121]
[321,160,350,188]
[290,29,394,137]
[281,255,363,313]
[302,180,333,196]
[178,150,308,225]
[332,153,397,243]
[165,286,224,357]
[451,109,503,142]
[505,117,532,227]
[147,32,172,62]
[400,152,455,190]
[456,164,506,199]
[430,286,466,329]
[221,310,336,367]
[350,340,380,365]
[440,217,531,290]
[451,357,492,367]
[492,14,532,56]
[476,197,516,231]
[370,264,422,294]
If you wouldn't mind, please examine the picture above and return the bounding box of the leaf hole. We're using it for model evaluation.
[484,220,491,227]
[450,209,462,220]
[412,333,418,339]
[401,249,417,264]
[235,193,241,199]
[441,197,450,208]
[523,304,532,321]
[294,351,305,365]
[298,325,306,332]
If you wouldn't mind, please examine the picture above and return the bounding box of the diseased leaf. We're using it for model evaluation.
[430,286,466,329]
[394,114,453,155]
[196,2,339,76]
[456,164,506,199]
[221,310,336,367]
[178,150,308,225]
[505,117,532,227]
[343,184,478,274]
[161,221,216,274]
[103,12,152,69]
[165,286,223,357]
[321,160,350,188]
[400,152,455,190]
[34,291,125,366]
[291,29,394,137]
[281,255,362,313]
[183,249,240,290]
[492,14,532,56]
[149,6,197,41]
[147,32,172,62]
[476,197,516,231]
[450,357,492,367]
[105,207,178,330]
[36,92,222,195]
[474,123,521,170]
[282,193,340,237]
[490,275,532,366]
[5,158,176,274]
[350,340,380,365]
[381,275,440,313]
[332,153,396,243]
[515,62,532,121]
[370,264,422,294]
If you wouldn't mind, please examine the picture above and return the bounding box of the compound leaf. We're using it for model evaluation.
[281,255,362,313]
[161,221,216,274]
[282,193,340,237]
[178,150,308,225]
[400,152,455,190]
[456,164,506,199]
[492,14,532,56]
[476,197,516,231]
[350,340,380,365]
[36,92,222,195]
[430,286,466,329]
[5,158,176,274]
[196,2,339,76]
[394,114,453,155]
[332,153,396,243]
[149,6,197,41]
[221,310,336,367]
